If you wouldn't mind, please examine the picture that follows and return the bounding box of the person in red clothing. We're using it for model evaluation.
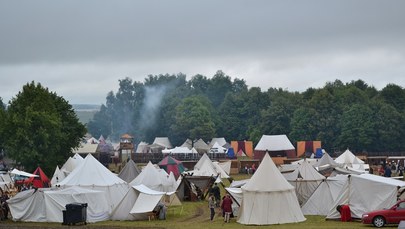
[221,194,233,223]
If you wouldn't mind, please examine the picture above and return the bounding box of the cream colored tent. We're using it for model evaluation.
[237,153,305,225]
[283,159,325,206]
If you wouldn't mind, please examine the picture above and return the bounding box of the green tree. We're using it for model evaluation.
[171,96,216,142]
[3,82,86,175]
[289,107,318,143]
[379,84,405,112]
[336,104,375,152]
[372,102,405,151]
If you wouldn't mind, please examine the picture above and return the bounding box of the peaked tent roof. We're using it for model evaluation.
[181,138,209,150]
[158,156,185,179]
[334,149,364,164]
[254,134,295,151]
[314,152,339,168]
[243,153,294,192]
[50,166,66,186]
[72,142,98,154]
[136,141,148,153]
[58,154,126,186]
[209,142,226,153]
[118,160,141,183]
[283,159,325,181]
[209,137,227,148]
[25,167,50,188]
[152,137,172,149]
[130,162,177,192]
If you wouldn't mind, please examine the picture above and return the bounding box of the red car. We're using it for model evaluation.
[362,200,405,227]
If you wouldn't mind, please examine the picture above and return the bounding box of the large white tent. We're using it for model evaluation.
[7,186,110,223]
[326,174,405,219]
[283,159,325,206]
[189,153,229,180]
[334,149,368,172]
[237,153,306,225]
[56,154,130,214]
[301,175,347,215]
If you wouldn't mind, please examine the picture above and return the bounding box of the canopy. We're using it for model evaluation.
[10,169,38,178]
[158,156,185,179]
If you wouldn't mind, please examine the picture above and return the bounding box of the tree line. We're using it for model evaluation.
[86,71,405,155]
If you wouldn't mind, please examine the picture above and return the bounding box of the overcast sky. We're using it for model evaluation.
[1,0,405,104]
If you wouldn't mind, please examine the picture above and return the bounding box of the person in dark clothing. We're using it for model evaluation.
[384,164,392,177]
[211,183,221,207]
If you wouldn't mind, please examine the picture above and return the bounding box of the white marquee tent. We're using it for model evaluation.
[326,174,405,219]
[237,153,306,225]
[56,154,130,214]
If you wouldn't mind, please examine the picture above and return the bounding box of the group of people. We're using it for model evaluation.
[208,183,233,223]
[377,161,404,177]
[243,163,256,175]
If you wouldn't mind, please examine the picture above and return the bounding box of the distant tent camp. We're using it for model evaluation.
[254,135,296,161]
[158,156,185,179]
[237,153,306,225]
[181,138,209,154]
[118,160,141,183]
[24,167,50,188]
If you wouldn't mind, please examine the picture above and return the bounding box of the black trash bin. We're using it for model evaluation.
[62,203,87,225]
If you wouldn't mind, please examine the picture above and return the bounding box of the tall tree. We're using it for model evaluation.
[336,104,375,152]
[3,82,86,175]
[171,96,216,143]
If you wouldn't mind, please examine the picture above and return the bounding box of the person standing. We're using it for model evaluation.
[221,194,233,223]
[208,194,216,222]
[211,183,221,207]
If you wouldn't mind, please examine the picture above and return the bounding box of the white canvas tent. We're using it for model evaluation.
[44,187,110,222]
[130,162,177,192]
[152,137,172,149]
[283,159,325,206]
[111,184,178,221]
[237,153,306,225]
[326,174,405,219]
[255,134,295,152]
[301,175,347,215]
[209,142,226,154]
[56,154,130,214]
[208,137,227,148]
[7,186,110,223]
[190,153,229,180]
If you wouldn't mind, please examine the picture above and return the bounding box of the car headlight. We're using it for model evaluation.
[363,214,369,218]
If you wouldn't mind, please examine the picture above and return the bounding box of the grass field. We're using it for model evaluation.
[0,201,371,229]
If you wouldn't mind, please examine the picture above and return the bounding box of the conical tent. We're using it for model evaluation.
[118,160,141,183]
[24,167,50,188]
[57,154,129,214]
[237,153,305,225]
[158,156,185,179]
